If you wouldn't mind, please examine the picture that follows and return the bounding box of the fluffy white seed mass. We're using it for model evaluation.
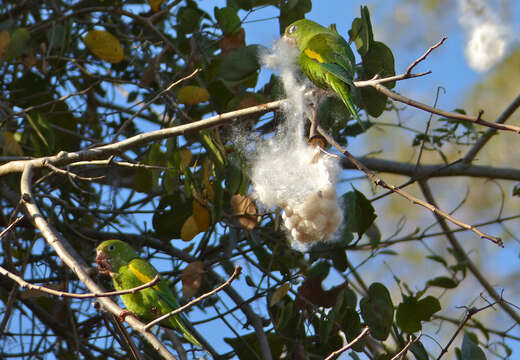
[457,0,514,72]
[249,39,344,249]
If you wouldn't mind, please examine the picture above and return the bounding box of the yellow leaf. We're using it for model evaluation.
[0,31,9,60]
[180,215,199,242]
[182,261,205,298]
[178,85,210,105]
[180,148,192,170]
[270,283,290,307]
[148,0,164,12]
[2,131,24,156]
[192,200,211,231]
[83,30,124,64]
[231,194,258,230]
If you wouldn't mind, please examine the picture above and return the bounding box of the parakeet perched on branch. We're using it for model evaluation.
[283,19,361,123]
[96,239,201,347]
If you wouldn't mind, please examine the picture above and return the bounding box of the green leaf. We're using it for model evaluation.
[342,188,377,239]
[341,308,365,352]
[46,24,68,49]
[152,192,192,240]
[218,45,262,83]
[426,276,458,289]
[307,261,330,279]
[513,184,520,197]
[359,282,393,340]
[348,6,374,56]
[224,152,244,194]
[426,255,448,267]
[396,295,441,333]
[177,6,202,34]
[409,340,428,360]
[225,332,285,359]
[278,0,312,34]
[27,112,54,154]
[214,7,241,34]
[359,41,395,117]
[134,143,165,193]
[461,332,486,360]
[199,129,226,170]
[5,27,30,61]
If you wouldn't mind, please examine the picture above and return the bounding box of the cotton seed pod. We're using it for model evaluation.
[284,213,300,230]
[291,228,303,242]
[284,206,293,218]
[311,214,327,232]
[321,184,336,200]
[319,199,339,216]
[327,208,342,232]
[297,199,318,220]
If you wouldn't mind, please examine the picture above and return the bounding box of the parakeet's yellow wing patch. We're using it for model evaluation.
[128,262,161,291]
[304,48,324,63]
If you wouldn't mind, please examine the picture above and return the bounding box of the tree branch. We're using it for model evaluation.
[144,265,242,330]
[418,180,520,327]
[0,266,160,299]
[319,125,503,247]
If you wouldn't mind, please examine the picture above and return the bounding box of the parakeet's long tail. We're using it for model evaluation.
[328,76,362,126]
[168,315,202,347]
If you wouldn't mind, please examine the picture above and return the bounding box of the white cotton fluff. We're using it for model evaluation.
[249,40,344,249]
[457,0,514,72]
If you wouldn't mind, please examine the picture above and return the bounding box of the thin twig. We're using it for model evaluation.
[324,326,370,360]
[0,215,24,240]
[436,302,498,360]
[0,266,160,298]
[418,180,520,327]
[390,332,422,360]
[463,93,520,163]
[144,265,242,330]
[405,36,447,75]
[112,68,201,140]
[352,37,520,134]
[318,125,503,247]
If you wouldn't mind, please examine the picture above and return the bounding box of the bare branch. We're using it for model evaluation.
[0,266,160,299]
[390,333,421,360]
[419,180,520,326]
[324,327,370,360]
[318,125,504,247]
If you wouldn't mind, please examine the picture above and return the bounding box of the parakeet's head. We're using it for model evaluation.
[283,19,328,50]
[96,240,139,274]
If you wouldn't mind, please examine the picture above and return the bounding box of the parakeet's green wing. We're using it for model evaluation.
[299,33,361,123]
[127,258,201,347]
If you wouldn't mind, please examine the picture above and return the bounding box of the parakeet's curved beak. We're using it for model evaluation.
[96,249,111,274]
[282,35,296,45]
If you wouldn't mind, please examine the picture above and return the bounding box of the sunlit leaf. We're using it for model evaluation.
[83,30,124,64]
[178,85,210,105]
[270,283,290,307]
[148,0,164,12]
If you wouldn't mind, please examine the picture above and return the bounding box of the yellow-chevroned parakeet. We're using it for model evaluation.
[96,240,201,347]
[283,19,361,123]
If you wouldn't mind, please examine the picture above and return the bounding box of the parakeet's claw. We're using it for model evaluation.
[118,309,135,322]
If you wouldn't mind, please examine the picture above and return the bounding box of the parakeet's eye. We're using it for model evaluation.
[288,25,296,34]
[108,244,115,251]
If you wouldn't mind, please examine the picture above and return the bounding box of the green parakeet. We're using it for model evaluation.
[283,19,361,123]
[96,239,201,347]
